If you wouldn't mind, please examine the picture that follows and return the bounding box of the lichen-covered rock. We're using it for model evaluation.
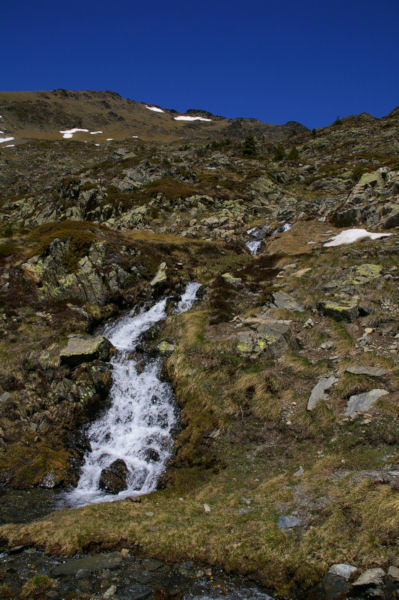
[237,319,291,357]
[272,290,304,312]
[150,262,167,287]
[59,335,113,367]
[318,299,359,322]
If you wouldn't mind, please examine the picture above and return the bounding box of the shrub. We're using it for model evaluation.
[287,146,299,161]
[242,135,257,158]
[273,144,286,161]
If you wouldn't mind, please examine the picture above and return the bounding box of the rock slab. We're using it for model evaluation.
[60,335,112,367]
[345,389,389,418]
[307,376,338,411]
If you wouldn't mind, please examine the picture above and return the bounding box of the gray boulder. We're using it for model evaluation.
[272,291,304,312]
[318,299,359,322]
[237,319,291,358]
[344,389,389,419]
[328,564,359,580]
[307,376,338,411]
[346,365,387,377]
[60,334,113,367]
[353,568,385,587]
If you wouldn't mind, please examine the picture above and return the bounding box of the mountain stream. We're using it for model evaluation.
[66,282,201,507]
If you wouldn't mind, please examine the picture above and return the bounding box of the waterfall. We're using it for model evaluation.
[65,283,201,507]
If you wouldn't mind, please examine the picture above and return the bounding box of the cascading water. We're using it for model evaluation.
[65,282,201,507]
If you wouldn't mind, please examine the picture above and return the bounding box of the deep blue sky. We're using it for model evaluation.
[2,0,399,128]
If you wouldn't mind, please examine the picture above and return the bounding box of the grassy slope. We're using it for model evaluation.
[1,231,399,596]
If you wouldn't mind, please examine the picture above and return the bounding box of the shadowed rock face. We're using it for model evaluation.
[98,459,128,494]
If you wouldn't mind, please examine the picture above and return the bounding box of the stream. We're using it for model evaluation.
[0,283,281,599]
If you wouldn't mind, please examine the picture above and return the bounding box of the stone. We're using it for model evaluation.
[0,392,10,403]
[99,459,128,494]
[388,566,399,581]
[278,515,302,530]
[353,568,385,587]
[150,262,167,287]
[237,319,291,358]
[59,335,112,367]
[351,263,382,285]
[221,272,242,287]
[40,473,57,489]
[328,563,359,580]
[346,365,387,377]
[318,299,359,322]
[307,376,338,411]
[344,389,389,418]
[272,291,304,312]
[52,552,123,576]
[103,585,117,598]
[157,341,175,354]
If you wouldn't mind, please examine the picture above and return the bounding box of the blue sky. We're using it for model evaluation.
[2,0,398,128]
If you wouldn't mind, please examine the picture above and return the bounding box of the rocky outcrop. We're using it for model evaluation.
[59,334,113,367]
[22,239,130,305]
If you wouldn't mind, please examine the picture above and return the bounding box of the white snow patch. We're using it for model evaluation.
[60,128,89,139]
[0,115,3,119]
[90,131,103,135]
[95,143,100,147]
[174,115,212,122]
[106,138,113,141]
[132,135,139,138]
[5,144,15,148]
[0,137,15,144]
[324,228,392,247]
[146,105,164,113]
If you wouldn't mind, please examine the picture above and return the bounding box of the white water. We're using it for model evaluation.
[65,283,201,507]
[245,240,262,255]
[175,281,201,313]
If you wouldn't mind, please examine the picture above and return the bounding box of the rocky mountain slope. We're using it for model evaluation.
[0,91,399,598]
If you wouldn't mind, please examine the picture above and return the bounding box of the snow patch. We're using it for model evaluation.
[106,138,113,141]
[5,144,15,148]
[0,136,15,144]
[90,131,103,135]
[146,105,164,113]
[324,228,392,247]
[60,128,89,139]
[174,115,212,122]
